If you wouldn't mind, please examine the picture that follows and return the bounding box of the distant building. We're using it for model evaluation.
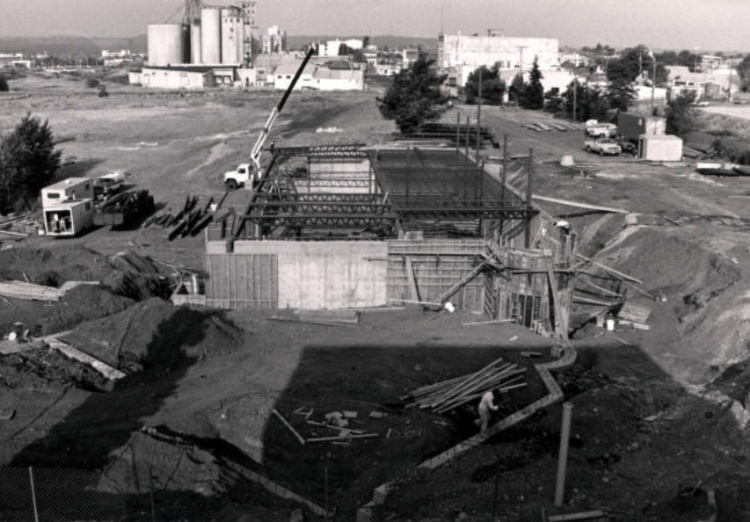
[131,65,239,89]
[272,62,363,91]
[666,65,732,99]
[0,53,30,68]
[438,30,559,86]
[102,49,132,58]
[263,25,287,54]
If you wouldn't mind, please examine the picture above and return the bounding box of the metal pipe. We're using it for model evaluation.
[456,112,461,157]
[476,71,483,161]
[554,402,573,507]
[29,467,39,522]
[465,117,470,159]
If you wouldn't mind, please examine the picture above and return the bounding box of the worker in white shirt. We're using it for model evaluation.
[477,389,499,434]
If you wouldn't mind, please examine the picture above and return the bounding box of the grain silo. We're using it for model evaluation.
[220,7,242,65]
[201,7,221,64]
[147,24,187,66]
[190,21,202,64]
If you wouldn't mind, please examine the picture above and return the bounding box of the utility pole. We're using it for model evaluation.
[476,70,482,161]
[572,75,577,122]
[650,58,656,114]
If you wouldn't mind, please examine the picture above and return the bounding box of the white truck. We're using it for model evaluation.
[584,137,622,156]
[223,47,315,191]
[585,120,618,138]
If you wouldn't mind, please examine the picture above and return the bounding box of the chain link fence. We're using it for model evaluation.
[0,465,154,522]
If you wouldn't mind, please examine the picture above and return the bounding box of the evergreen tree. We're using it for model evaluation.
[464,65,506,105]
[509,73,526,105]
[523,58,545,110]
[378,53,448,134]
[0,76,8,92]
[606,78,636,111]
[666,91,698,136]
[0,113,62,212]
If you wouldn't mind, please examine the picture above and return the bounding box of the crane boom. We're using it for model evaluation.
[249,46,315,175]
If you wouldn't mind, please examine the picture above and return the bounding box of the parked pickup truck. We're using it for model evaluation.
[584,137,622,156]
[585,120,618,138]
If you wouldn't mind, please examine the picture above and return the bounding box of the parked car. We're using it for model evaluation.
[93,171,126,197]
[584,137,622,156]
[585,120,618,138]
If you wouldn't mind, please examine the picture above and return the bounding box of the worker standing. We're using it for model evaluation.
[477,389,499,434]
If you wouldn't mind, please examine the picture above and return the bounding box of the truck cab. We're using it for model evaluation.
[224,163,255,191]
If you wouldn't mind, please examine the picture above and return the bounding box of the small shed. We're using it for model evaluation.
[639,134,683,162]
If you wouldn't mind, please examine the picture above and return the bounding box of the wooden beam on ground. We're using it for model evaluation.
[546,510,606,522]
[306,433,379,443]
[438,262,487,304]
[45,336,126,380]
[575,253,643,285]
[272,409,306,445]
[531,195,629,214]
[405,256,420,301]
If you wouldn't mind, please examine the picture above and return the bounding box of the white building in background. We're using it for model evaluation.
[102,49,132,58]
[263,25,286,54]
[438,30,559,86]
[272,62,364,91]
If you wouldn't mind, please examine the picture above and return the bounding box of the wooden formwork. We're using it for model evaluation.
[386,239,488,312]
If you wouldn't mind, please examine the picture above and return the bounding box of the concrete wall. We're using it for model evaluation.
[206,240,388,309]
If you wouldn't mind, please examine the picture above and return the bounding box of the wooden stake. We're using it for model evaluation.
[306,433,379,443]
[272,409,306,445]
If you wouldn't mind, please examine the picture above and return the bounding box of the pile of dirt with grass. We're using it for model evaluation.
[0,284,134,336]
[60,298,245,370]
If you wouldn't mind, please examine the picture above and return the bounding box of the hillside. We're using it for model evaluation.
[0,35,147,56]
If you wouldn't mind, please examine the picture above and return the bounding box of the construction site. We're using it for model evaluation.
[6,11,750,522]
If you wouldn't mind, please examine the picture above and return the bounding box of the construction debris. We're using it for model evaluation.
[95,189,155,228]
[273,408,307,446]
[403,357,527,414]
[0,408,15,421]
[0,280,67,301]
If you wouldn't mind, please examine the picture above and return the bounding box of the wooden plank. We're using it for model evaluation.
[405,256,420,301]
[45,336,126,380]
[438,262,486,304]
[531,195,629,214]
[575,253,643,285]
[547,511,605,522]
[547,264,567,341]
[462,319,513,326]
[272,409,306,445]
[306,433,379,443]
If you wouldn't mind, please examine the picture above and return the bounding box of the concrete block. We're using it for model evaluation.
[372,483,391,504]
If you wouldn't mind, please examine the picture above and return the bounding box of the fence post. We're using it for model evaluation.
[149,465,156,522]
[29,466,40,522]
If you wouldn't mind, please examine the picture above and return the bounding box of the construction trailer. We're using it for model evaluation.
[639,134,683,162]
[203,144,576,335]
[617,113,666,143]
[41,178,95,237]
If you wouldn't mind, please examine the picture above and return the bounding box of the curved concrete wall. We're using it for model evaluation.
[147,24,185,66]
[220,8,241,65]
[190,22,202,64]
[201,7,221,64]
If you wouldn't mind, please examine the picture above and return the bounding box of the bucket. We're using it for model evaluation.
[560,155,575,167]
[606,319,615,331]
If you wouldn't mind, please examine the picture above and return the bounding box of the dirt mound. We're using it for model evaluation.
[580,224,745,383]
[60,299,245,370]
[0,245,112,284]
[0,285,134,336]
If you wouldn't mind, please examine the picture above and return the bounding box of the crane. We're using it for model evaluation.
[223,46,315,190]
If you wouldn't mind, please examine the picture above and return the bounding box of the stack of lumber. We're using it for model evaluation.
[145,193,228,239]
[95,189,155,227]
[616,302,652,330]
[403,357,527,414]
[297,309,360,325]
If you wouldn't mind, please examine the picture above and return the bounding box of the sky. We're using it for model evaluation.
[0,0,749,51]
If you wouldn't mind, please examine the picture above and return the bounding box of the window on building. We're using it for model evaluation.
[287,75,291,79]
[47,192,60,199]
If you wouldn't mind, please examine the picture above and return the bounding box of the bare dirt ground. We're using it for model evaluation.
[2,74,750,521]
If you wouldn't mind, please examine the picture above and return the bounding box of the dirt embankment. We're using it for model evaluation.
[575,213,748,384]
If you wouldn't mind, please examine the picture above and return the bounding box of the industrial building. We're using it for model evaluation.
[146,1,255,67]
[202,143,574,337]
[438,30,559,86]
[273,63,364,91]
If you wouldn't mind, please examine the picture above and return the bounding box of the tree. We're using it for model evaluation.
[563,82,609,122]
[606,78,636,111]
[0,76,8,92]
[363,36,371,48]
[0,113,62,212]
[522,58,544,109]
[666,91,698,136]
[338,43,351,56]
[737,56,750,92]
[378,53,448,134]
[508,73,526,105]
[351,49,366,63]
[464,65,506,105]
